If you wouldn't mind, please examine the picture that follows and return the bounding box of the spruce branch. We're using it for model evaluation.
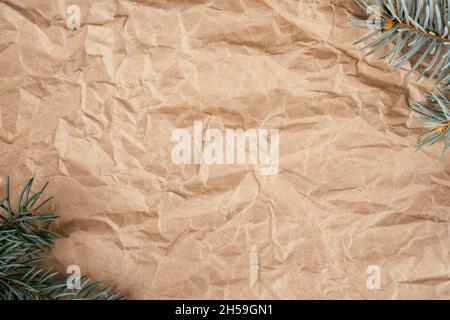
[350,1,450,157]
[410,90,450,157]
[0,178,123,300]
[350,0,450,84]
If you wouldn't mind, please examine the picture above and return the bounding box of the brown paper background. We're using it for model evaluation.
[0,0,449,299]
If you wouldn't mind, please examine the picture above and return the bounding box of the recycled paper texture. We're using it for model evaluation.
[0,0,449,299]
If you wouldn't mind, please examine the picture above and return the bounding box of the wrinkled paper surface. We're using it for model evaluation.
[0,0,449,299]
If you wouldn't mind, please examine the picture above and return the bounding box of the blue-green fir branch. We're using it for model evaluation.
[410,90,450,157]
[351,0,450,156]
[0,178,123,300]
[350,0,450,84]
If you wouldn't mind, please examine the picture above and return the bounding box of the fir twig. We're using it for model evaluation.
[350,0,450,84]
[0,178,123,300]
[410,90,450,157]
[350,0,450,156]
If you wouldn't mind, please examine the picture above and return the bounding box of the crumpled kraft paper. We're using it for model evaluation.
[0,0,449,299]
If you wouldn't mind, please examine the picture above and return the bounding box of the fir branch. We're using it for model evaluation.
[0,178,123,300]
[410,90,450,157]
[350,0,450,84]
[350,1,450,157]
